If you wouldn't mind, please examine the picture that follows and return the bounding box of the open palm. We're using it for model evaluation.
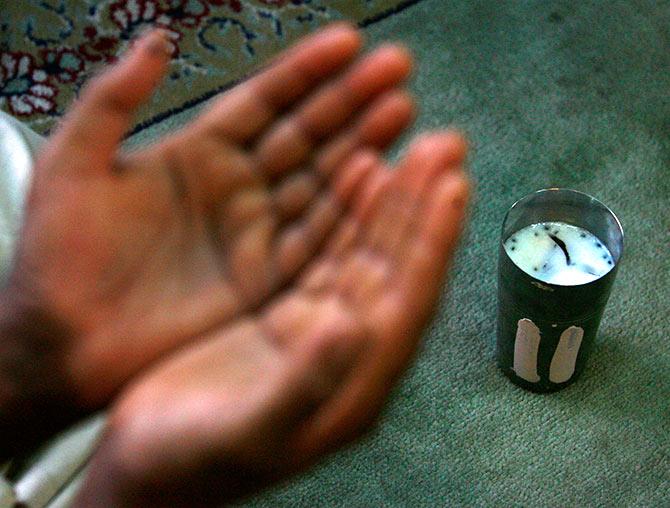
[12,25,415,406]
[7,25,470,502]
[76,129,468,507]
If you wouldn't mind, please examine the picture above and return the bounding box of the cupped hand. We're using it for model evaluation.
[75,132,469,507]
[4,22,470,502]
[7,24,414,411]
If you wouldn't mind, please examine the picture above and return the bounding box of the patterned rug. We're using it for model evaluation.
[0,0,423,136]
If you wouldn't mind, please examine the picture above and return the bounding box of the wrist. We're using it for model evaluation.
[0,288,84,458]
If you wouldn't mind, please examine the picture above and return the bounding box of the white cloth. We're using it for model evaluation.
[0,112,42,281]
[0,115,103,508]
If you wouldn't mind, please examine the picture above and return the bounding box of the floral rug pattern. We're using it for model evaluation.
[0,0,421,135]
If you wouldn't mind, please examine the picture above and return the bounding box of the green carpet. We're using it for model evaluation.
[233,1,668,506]
[6,0,670,506]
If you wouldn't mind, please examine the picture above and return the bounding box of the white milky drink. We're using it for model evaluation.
[503,221,615,286]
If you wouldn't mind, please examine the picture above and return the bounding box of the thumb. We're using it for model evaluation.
[256,313,369,448]
[52,30,171,169]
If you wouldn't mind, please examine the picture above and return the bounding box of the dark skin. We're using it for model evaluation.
[0,25,470,505]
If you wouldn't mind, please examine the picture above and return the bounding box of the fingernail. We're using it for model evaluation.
[143,30,172,58]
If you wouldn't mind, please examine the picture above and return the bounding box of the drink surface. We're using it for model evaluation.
[504,221,614,286]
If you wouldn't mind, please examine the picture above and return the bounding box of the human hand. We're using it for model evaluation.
[75,132,469,507]
[0,23,416,452]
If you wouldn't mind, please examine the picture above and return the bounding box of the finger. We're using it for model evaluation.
[289,286,426,464]
[355,90,416,155]
[196,23,362,144]
[272,89,413,222]
[298,155,390,295]
[313,89,415,179]
[229,215,278,307]
[314,161,391,263]
[291,146,469,463]
[295,45,413,141]
[367,132,467,256]
[363,176,413,256]
[276,150,378,279]
[276,192,340,276]
[273,171,320,223]
[299,257,339,295]
[161,133,260,210]
[398,172,470,326]
[268,90,409,285]
[254,303,368,442]
[296,151,386,295]
[357,176,469,376]
[255,45,413,178]
[53,30,171,169]
[395,131,467,200]
[350,163,393,224]
[290,334,402,464]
